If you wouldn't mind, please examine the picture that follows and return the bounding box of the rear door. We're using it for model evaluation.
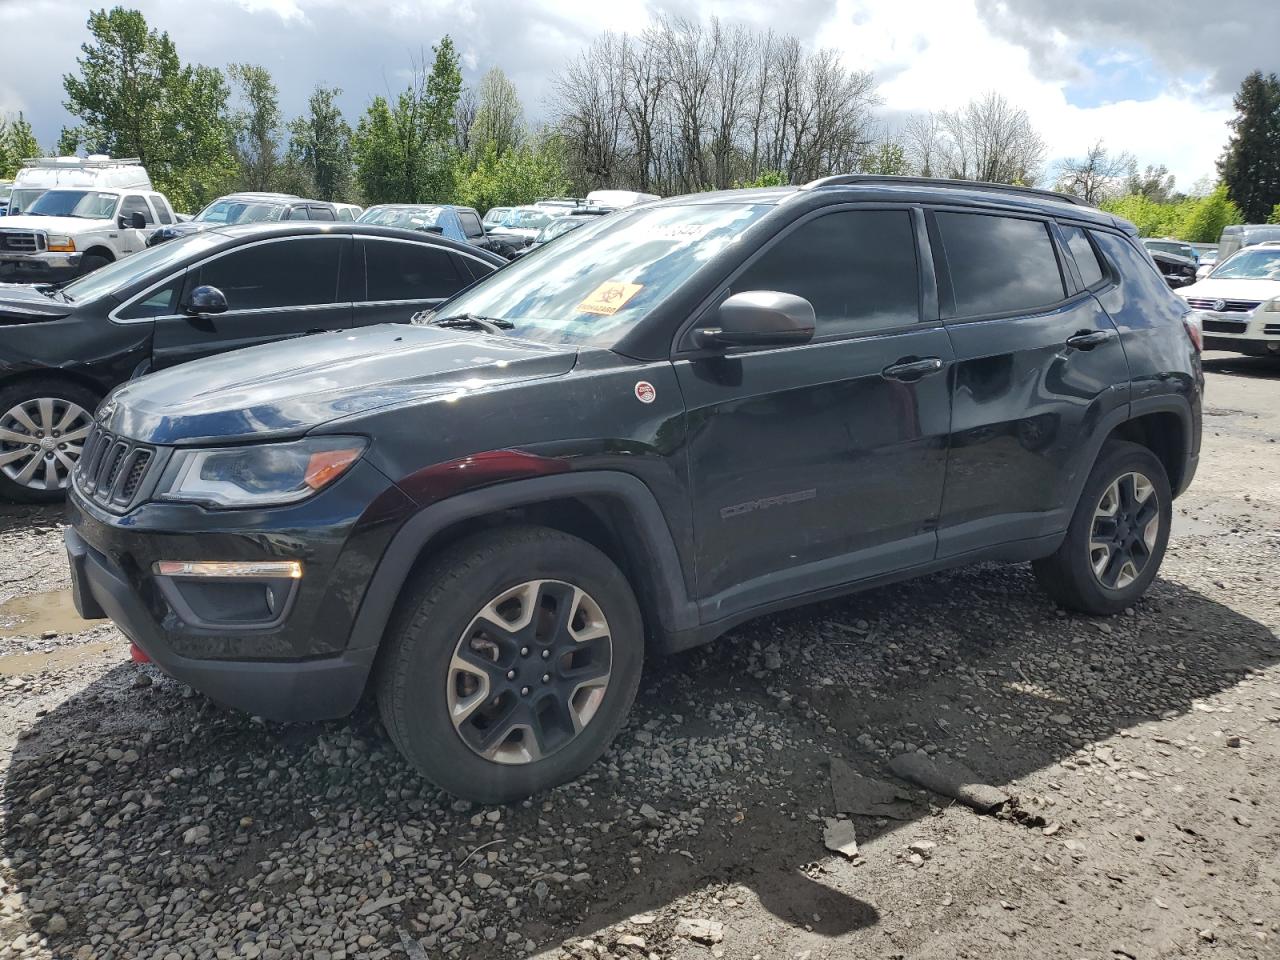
[930,209,1130,557]
[151,235,353,369]
[351,236,477,326]
[673,205,954,622]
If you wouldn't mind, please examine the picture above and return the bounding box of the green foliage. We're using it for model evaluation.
[228,63,282,191]
[61,6,236,211]
[860,142,910,176]
[286,85,352,201]
[0,114,40,179]
[1269,202,1280,225]
[469,68,523,158]
[454,138,571,212]
[1218,70,1280,223]
[1102,183,1242,243]
[352,37,462,204]
[734,170,788,188]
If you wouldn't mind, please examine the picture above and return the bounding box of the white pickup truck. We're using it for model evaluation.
[0,156,177,283]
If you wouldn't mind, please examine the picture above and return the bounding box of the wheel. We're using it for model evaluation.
[1032,440,1172,614]
[0,380,100,502]
[77,254,111,277]
[376,525,644,803]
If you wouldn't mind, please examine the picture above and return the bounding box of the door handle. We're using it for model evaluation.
[1065,329,1114,350]
[882,357,944,382]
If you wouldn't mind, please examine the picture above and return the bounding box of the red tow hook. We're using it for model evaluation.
[130,642,151,664]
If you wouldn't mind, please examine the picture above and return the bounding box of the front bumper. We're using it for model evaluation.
[0,251,82,281]
[67,527,376,720]
[1199,310,1280,356]
[64,458,417,720]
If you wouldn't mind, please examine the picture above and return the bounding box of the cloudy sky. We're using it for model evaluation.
[1,0,1276,189]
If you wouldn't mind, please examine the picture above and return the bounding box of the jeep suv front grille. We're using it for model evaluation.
[74,425,157,511]
[0,230,42,253]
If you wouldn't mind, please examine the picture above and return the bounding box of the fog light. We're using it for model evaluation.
[153,560,303,579]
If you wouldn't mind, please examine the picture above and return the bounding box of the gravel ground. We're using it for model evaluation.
[1,352,1278,960]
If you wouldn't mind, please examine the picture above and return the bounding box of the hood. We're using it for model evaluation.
[0,215,111,234]
[1179,277,1280,304]
[151,221,209,240]
[104,323,579,445]
[0,282,73,324]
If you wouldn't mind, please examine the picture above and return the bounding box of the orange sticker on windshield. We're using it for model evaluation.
[577,281,643,316]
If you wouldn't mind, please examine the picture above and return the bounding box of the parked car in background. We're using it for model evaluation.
[333,202,363,222]
[1217,224,1280,261]
[0,182,12,216]
[585,189,661,208]
[482,207,512,228]
[64,176,1200,802]
[4,156,151,220]
[0,185,177,282]
[0,223,502,501]
[1180,241,1280,357]
[1196,250,1219,279]
[531,198,585,214]
[1148,248,1198,289]
[513,206,615,257]
[1143,237,1198,265]
[483,205,560,252]
[147,193,343,246]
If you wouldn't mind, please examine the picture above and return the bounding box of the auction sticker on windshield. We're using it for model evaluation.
[578,281,643,316]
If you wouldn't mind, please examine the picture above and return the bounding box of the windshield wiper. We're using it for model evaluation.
[425,313,514,334]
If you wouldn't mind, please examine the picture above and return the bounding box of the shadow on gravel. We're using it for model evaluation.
[1201,354,1280,380]
[2,560,1277,957]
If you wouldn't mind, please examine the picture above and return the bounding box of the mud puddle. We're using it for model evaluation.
[0,588,103,638]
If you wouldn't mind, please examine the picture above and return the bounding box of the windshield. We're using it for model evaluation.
[195,198,286,224]
[358,206,444,229]
[26,190,119,219]
[1210,248,1280,281]
[438,202,769,346]
[503,209,553,230]
[59,232,223,303]
[6,189,44,215]
[1144,240,1191,258]
[537,218,589,242]
[483,208,510,224]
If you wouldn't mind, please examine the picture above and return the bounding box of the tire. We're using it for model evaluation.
[1032,440,1172,615]
[376,525,644,803]
[0,379,101,503]
[77,254,111,277]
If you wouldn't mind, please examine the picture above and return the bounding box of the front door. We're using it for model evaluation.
[152,235,353,369]
[928,209,1131,556]
[673,206,954,624]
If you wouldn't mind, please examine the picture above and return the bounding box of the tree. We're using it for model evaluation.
[352,37,462,204]
[935,92,1046,184]
[901,112,943,177]
[61,6,235,210]
[1055,140,1134,204]
[1179,185,1242,243]
[469,68,523,158]
[286,85,352,201]
[228,63,282,192]
[860,141,909,176]
[0,114,40,178]
[1218,70,1280,223]
[1127,163,1178,203]
[454,136,570,212]
[1270,202,1280,225]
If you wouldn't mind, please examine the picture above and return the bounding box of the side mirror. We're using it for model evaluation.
[697,291,816,349]
[184,285,228,316]
[130,211,147,229]
[421,225,445,234]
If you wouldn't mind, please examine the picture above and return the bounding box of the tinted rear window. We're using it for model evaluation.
[362,238,465,301]
[935,212,1065,317]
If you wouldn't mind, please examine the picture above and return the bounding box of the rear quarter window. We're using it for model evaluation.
[1060,225,1107,288]
[934,212,1065,317]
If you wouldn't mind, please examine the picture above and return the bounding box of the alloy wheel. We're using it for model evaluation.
[0,398,93,491]
[1089,471,1160,590]
[447,579,612,765]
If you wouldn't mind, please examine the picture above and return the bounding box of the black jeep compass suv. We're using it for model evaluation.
[66,176,1203,803]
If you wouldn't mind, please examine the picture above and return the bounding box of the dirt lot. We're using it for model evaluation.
[1,353,1277,960]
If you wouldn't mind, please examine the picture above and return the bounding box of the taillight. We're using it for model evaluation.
[1183,313,1203,353]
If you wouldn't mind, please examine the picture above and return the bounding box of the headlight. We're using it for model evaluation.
[160,437,367,508]
[1264,298,1280,313]
[46,234,75,253]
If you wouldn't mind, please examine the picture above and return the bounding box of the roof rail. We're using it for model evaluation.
[801,174,1091,207]
[20,156,143,170]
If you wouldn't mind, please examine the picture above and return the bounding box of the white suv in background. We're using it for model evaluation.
[0,156,176,282]
[1180,241,1280,358]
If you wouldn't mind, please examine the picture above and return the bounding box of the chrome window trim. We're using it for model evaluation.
[108,233,349,325]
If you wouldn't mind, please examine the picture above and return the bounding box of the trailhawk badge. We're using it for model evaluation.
[634,381,656,404]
